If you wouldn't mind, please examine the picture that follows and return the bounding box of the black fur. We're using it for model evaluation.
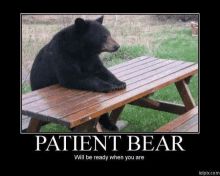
[30,16,126,131]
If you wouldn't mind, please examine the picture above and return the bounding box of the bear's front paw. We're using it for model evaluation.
[96,82,117,93]
[116,81,126,90]
[102,84,118,93]
[112,80,126,90]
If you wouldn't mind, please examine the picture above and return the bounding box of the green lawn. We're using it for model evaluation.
[22,25,198,132]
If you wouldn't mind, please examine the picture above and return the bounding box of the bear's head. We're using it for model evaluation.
[74,16,120,55]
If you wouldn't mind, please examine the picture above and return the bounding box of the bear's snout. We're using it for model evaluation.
[113,42,120,51]
[101,36,120,53]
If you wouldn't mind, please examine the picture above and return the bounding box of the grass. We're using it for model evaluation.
[22,82,32,94]
[22,15,198,132]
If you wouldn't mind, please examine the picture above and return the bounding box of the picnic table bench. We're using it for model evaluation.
[22,56,198,133]
[154,106,198,132]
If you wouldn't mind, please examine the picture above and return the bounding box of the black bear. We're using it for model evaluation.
[30,16,126,131]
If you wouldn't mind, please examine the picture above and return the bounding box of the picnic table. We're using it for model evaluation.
[22,56,198,133]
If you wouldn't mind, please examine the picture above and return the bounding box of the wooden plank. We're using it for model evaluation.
[35,61,188,122]
[129,99,186,115]
[170,114,198,132]
[61,64,198,128]
[108,56,150,71]
[114,59,174,78]
[123,61,185,85]
[28,92,103,119]
[175,79,196,111]
[116,60,174,80]
[22,59,183,118]
[111,57,162,74]
[23,91,93,114]
[22,87,73,105]
[22,84,61,100]
[155,106,198,132]
[186,123,198,132]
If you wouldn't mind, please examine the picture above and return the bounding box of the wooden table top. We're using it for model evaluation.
[22,56,198,129]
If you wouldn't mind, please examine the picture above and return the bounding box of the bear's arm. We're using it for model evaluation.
[88,57,126,90]
[51,57,117,92]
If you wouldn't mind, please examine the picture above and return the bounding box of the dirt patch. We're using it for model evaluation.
[22,15,73,24]
[21,15,103,25]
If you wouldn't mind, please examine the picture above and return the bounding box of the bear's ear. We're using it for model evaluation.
[96,15,104,24]
[75,18,87,34]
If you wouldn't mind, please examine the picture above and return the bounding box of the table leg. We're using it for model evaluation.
[110,105,125,125]
[184,75,193,85]
[27,117,43,132]
[175,79,196,111]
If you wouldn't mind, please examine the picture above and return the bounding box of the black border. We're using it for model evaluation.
[20,14,217,173]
